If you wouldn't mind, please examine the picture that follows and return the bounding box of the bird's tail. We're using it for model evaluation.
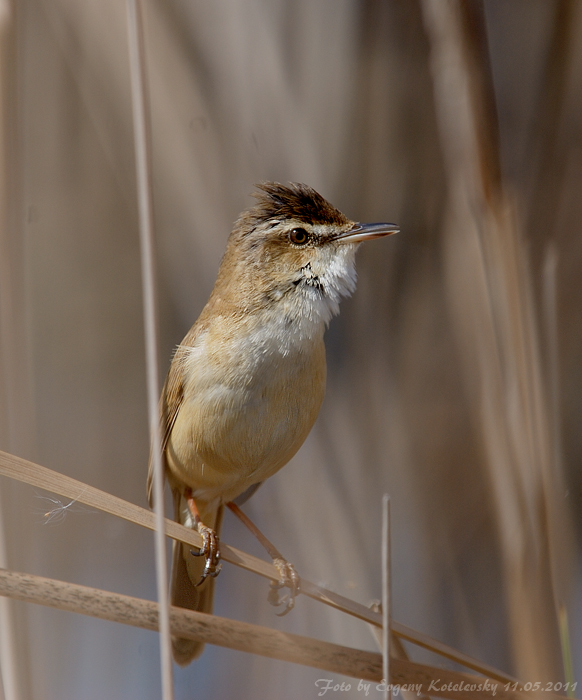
[170,493,223,665]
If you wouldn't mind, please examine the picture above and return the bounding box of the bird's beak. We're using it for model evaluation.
[333,222,399,244]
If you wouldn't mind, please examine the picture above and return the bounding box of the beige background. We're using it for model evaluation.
[0,1,580,698]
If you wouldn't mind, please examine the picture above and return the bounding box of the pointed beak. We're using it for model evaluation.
[333,222,399,244]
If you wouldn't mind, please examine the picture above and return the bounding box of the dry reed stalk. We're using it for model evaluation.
[421,0,575,681]
[0,448,516,683]
[532,5,579,682]
[382,494,391,700]
[0,568,382,682]
[542,248,577,689]
[0,3,26,699]
[124,0,173,696]
[368,607,433,700]
[0,567,571,700]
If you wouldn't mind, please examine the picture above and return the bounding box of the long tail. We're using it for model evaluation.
[170,492,223,665]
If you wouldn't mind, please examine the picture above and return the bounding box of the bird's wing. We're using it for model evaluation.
[146,328,201,507]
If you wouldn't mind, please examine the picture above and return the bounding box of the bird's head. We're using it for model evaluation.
[213,182,398,327]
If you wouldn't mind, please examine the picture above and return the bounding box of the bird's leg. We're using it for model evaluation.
[226,501,300,615]
[185,488,221,585]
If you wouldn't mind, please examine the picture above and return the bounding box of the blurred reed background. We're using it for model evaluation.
[0,0,581,698]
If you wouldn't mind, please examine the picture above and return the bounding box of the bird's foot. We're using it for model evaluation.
[190,524,222,585]
[267,557,300,616]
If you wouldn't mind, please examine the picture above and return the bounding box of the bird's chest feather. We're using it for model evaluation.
[165,313,326,501]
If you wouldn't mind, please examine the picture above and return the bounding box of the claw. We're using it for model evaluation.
[189,524,221,586]
[268,557,300,616]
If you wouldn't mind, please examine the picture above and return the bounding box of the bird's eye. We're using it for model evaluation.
[289,228,309,245]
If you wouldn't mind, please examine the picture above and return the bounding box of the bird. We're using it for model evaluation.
[147,182,398,664]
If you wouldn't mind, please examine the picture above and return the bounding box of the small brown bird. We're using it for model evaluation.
[148,182,398,664]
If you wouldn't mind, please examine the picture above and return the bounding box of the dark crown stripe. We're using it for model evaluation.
[251,182,349,226]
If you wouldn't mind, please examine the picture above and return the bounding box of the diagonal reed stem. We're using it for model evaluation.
[0,567,565,699]
[0,448,516,683]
